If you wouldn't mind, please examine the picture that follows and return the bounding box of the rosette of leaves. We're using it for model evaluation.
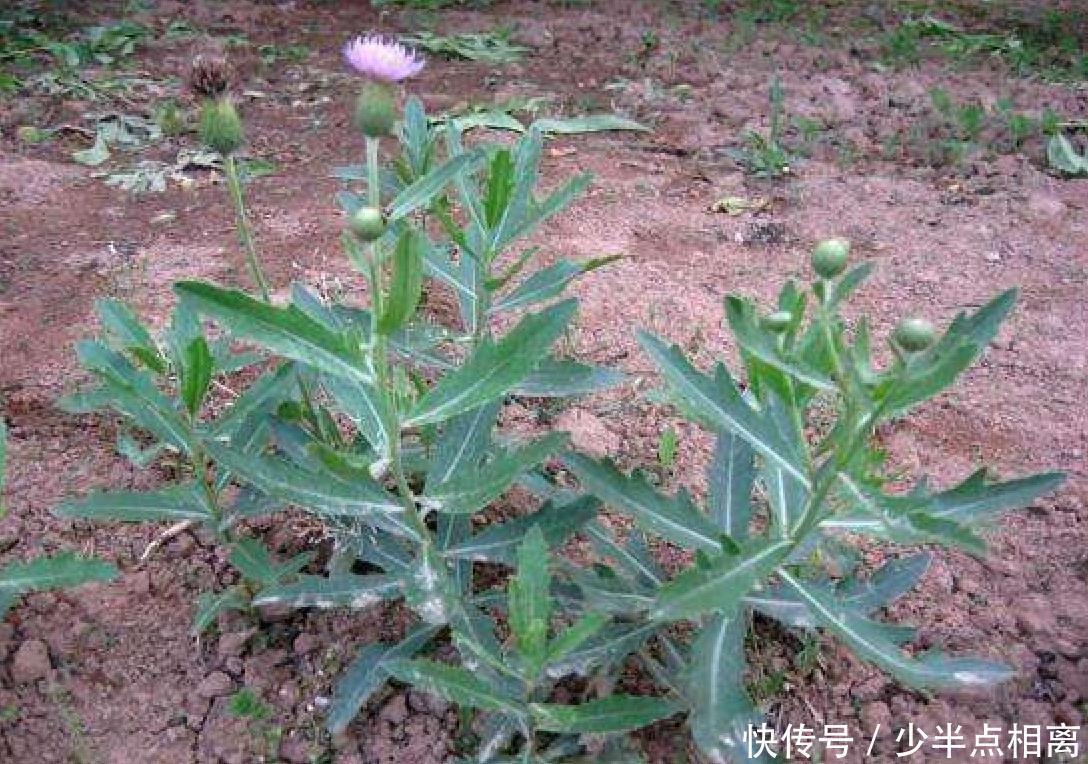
[383,527,683,762]
[560,249,1064,762]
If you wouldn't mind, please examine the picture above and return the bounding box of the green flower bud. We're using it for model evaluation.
[350,206,386,242]
[200,97,244,156]
[763,310,793,332]
[893,317,936,352]
[353,82,397,138]
[811,238,850,279]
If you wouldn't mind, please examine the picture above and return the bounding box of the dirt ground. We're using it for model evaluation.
[0,1,1085,762]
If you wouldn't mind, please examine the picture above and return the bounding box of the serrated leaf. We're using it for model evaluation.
[384,658,525,714]
[491,260,584,313]
[327,625,439,734]
[687,613,768,764]
[378,228,426,334]
[192,586,247,635]
[423,433,568,514]
[386,148,488,221]
[544,621,658,679]
[444,495,599,564]
[707,431,755,541]
[650,539,791,623]
[530,695,682,734]
[508,527,550,674]
[638,332,810,488]
[175,282,371,384]
[840,553,931,613]
[253,575,399,609]
[181,337,213,418]
[725,296,835,391]
[513,358,625,398]
[564,454,722,554]
[0,553,117,614]
[929,470,1065,525]
[322,373,392,455]
[56,483,213,523]
[780,570,1011,690]
[229,538,280,586]
[407,300,576,427]
[204,441,412,534]
[547,613,608,662]
[96,299,163,367]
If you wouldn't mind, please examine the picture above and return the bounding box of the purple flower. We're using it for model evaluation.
[343,36,425,83]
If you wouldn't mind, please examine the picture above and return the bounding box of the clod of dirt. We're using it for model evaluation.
[554,409,619,458]
[196,670,234,699]
[10,638,51,683]
[279,734,314,764]
[216,628,255,660]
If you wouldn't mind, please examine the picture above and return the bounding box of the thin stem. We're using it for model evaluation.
[224,153,271,302]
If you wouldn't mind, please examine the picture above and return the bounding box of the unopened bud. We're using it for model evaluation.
[811,238,850,279]
[200,97,244,156]
[350,206,386,242]
[763,311,793,332]
[353,82,397,138]
[893,317,936,352]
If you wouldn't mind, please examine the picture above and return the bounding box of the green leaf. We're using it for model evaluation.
[638,332,810,488]
[0,553,117,617]
[508,527,551,674]
[531,115,650,135]
[253,575,399,610]
[443,495,599,565]
[322,373,392,455]
[547,613,609,663]
[564,454,722,554]
[492,259,607,314]
[175,282,371,384]
[204,442,417,539]
[384,659,525,714]
[706,431,755,541]
[687,613,767,764]
[422,433,568,515]
[74,340,195,455]
[929,470,1065,525]
[181,337,213,418]
[407,300,576,427]
[378,228,425,335]
[530,695,682,734]
[840,553,931,613]
[96,299,163,368]
[193,587,247,635]
[513,358,625,398]
[56,483,213,523]
[327,625,440,734]
[545,621,659,679]
[650,539,791,623]
[210,363,298,438]
[229,538,282,586]
[386,148,488,221]
[725,296,835,391]
[780,570,1012,690]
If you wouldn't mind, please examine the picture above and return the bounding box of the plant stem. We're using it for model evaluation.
[224,153,271,302]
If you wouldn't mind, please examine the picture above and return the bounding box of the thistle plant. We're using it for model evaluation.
[49,34,1064,764]
[191,55,270,301]
[555,241,1064,762]
[56,35,615,737]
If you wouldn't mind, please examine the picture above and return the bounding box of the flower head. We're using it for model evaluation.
[343,36,425,82]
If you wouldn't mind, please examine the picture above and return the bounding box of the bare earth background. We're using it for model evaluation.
[0,1,1085,762]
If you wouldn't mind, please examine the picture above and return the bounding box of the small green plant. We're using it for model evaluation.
[386,528,680,759]
[560,241,1063,761]
[657,426,679,472]
[401,29,527,64]
[228,688,273,721]
[731,77,792,177]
